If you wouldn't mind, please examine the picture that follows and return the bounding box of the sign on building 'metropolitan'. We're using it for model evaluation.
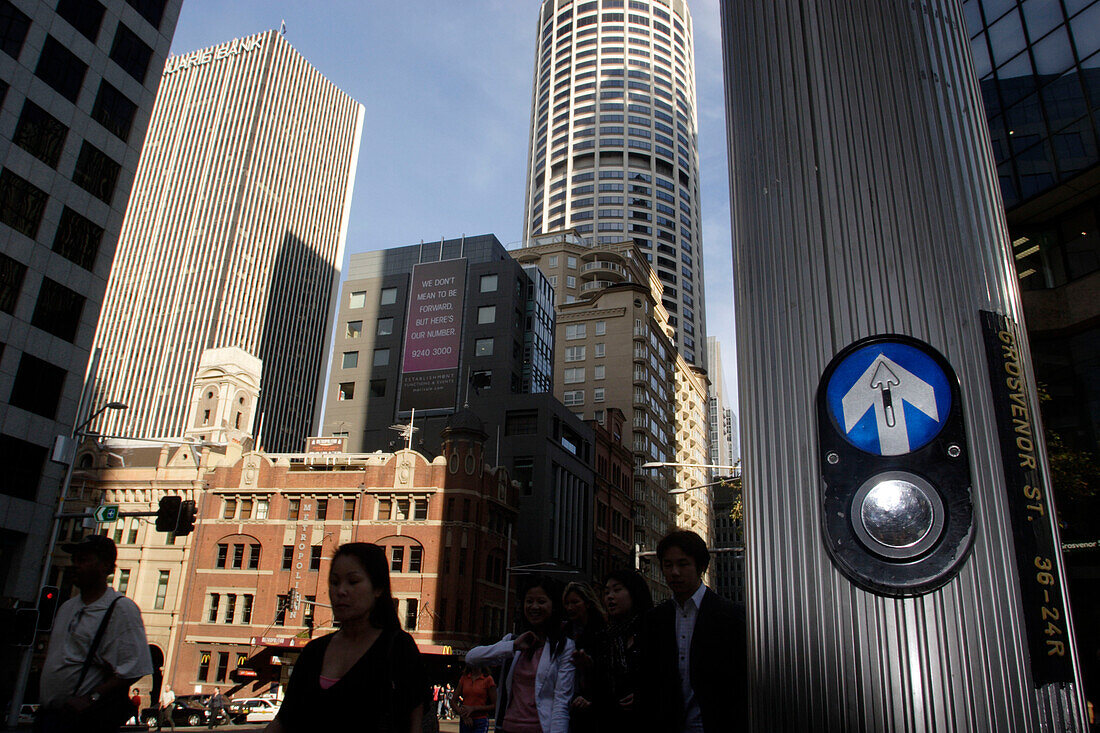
[399,259,467,412]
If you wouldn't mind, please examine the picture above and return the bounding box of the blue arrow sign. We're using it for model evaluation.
[825,341,952,456]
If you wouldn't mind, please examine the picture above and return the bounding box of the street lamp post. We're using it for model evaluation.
[5,399,127,729]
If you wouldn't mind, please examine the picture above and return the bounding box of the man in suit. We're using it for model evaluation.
[639,529,748,732]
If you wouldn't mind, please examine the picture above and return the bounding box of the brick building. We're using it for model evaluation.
[588,408,634,581]
[170,409,517,697]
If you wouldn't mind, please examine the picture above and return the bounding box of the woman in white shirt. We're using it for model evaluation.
[465,576,575,733]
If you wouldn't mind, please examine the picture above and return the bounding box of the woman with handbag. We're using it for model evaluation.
[465,576,575,733]
[265,543,426,732]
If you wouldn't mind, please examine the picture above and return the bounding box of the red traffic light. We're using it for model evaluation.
[37,585,61,631]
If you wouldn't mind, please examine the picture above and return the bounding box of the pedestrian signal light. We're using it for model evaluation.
[155,496,182,532]
[13,608,38,646]
[176,500,198,536]
[36,586,60,631]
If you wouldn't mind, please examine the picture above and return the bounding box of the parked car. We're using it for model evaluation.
[140,699,212,727]
[18,704,38,724]
[229,697,280,723]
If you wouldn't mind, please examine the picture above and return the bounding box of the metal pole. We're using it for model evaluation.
[722,0,1086,729]
[502,523,512,635]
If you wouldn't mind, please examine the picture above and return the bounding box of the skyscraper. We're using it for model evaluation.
[522,0,706,365]
[0,0,181,601]
[92,30,364,452]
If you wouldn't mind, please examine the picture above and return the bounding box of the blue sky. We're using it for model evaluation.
[168,0,737,409]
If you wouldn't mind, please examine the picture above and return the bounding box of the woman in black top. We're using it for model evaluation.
[593,569,653,729]
[265,543,426,733]
[562,581,606,733]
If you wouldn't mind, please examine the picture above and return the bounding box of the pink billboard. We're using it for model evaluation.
[399,259,467,411]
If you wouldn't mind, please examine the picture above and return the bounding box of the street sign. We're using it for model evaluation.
[93,505,119,523]
[825,341,952,456]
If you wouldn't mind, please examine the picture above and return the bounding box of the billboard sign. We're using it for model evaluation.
[400,259,467,411]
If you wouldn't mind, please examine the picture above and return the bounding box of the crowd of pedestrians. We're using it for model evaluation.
[29,528,743,733]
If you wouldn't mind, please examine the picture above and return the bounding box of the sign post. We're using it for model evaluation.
[722,0,1086,728]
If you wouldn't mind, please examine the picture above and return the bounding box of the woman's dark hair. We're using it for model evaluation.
[331,542,400,629]
[656,529,711,574]
[517,575,567,658]
[604,568,654,616]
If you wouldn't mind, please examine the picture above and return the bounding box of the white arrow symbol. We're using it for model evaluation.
[841,354,939,455]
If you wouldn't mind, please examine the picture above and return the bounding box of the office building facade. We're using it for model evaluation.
[92,29,364,452]
[0,0,181,604]
[522,0,706,365]
[706,336,736,469]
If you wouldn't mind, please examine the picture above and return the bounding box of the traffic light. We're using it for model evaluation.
[36,586,60,631]
[155,496,182,532]
[176,500,198,536]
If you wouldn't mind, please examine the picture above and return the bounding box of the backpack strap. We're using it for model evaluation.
[73,595,124,696]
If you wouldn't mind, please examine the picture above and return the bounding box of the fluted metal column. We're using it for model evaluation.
[722,0,1087,730]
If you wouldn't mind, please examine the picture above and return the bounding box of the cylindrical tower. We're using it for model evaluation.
[522,0,707,366]
[723,0,1087,729]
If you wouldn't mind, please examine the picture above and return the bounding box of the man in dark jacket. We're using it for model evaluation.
[639,529,747,732]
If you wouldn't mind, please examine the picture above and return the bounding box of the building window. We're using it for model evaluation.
[480,274,499,292]
[224,594,237,624]
[56,0,105,40]
[566,323,587,339]
[0,168,49,238]
[197,652,211,682]
[316,498,329,520]
[91,82,136,141]
[471,370,492,391]
[563,390,585,406]
[548,255,559,268]
[154,570,169,610]
[405,599,418,631]
[396,498,410,520]
[9,354,66,419]
[475,337,494,356]
[565,346,586,362]
[370,379,386,397]
[256,499,269,519]
[594,365,606,380]
[378,498,392,520]
[116,568,130,595]
[13,101,68,168]
[349,290,366,308]
[564,367,585,384]
[275,595,288,626]
[567,256,578,269]
[232,544,244,569]
[310,545,322,571]
[109,23,152,82]
[247,544,260,570]
[240,498,253,519]
[215,652,228,683]
[0,0,31,59]
[477,305,496,324]
[595,343,605,358]
[35,36,88,102]
[595,320,607,335]
[373,349,390,367]
[566,275,576,288]
[241,594,254,624]
[380,287,397,305]
[32,277,85,343]
[223,498,237,520]
[413,498,428,521]
[391,546,404,573]
[342,352,358,369]
[338,382,355,401]
[288,499,300,521]
[0,252,27,313]
[595,387,606,402]
[343,497,356,521]
[72,142,121,203]
[125,0,167,29]
[282,545,293,570]
[217,544,228,569]
[346,321,363,338]
[409,546,423,573]
[377,317,394,336]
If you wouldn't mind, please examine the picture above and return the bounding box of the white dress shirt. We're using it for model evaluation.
[674,582,708,733]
